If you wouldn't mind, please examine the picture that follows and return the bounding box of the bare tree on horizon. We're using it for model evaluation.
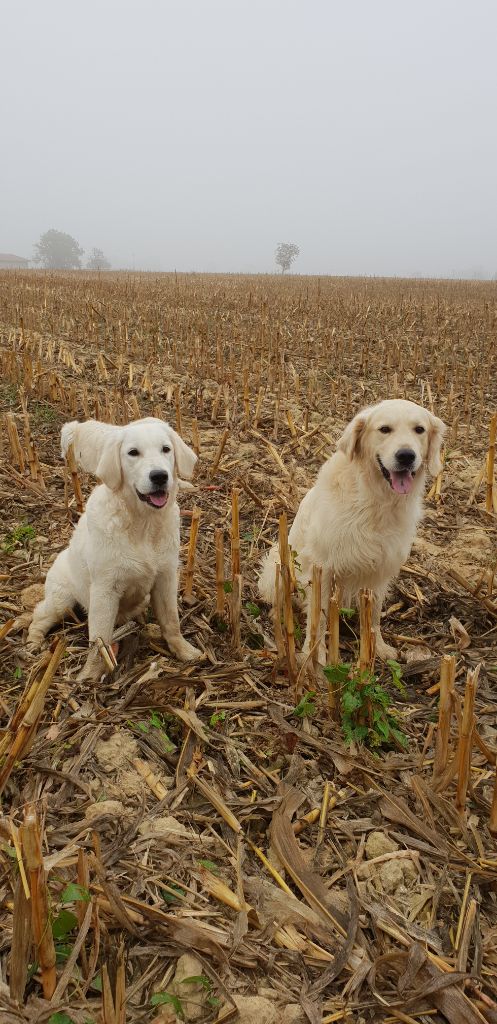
[87,248,111,270]
[275,242,300,274]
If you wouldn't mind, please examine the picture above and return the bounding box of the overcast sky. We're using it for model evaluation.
[2,0,497,277]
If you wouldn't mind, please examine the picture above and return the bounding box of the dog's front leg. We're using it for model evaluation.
[77,583,120,682]
[372,583,397,662]
[152,570,201,661]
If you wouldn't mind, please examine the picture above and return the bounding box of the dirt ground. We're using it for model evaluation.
[1,271,497,1024]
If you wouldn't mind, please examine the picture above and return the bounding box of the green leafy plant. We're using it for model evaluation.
[182,975,220,1009]
[130,719,149,733]
[149,711,176,750]
[51,908,78,939]
[209,710,227,728]
[245,601,261,618]
[292,691,317,719]
[182,975,210,988]
[324,660,407,750]
[387,658,404,690]
[150,992,184,1017]
[198,858,220,874]
[54,942,73,964]
[223,580,233,594]
[3,523,36,553]
[128,713,176,753]
[47,882,90,967]
[161,882,186,904]
[60,882,91,903]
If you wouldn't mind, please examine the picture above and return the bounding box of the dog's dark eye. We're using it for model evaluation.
[414,425,425,434]
[379,425,392,434]
[162,445,171,454]
[128,448,140,457]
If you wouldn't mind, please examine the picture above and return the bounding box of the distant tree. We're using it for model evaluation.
[275,242,300,274]
[87,247,111,270]
[33,230,84,269]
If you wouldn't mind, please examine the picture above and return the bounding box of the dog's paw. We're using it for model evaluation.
[76,663,105,683]
[375,637,398,662]
[168,637,202,662]
[76,649,107,683]
[24,642,40,659]
[26,628,45,650]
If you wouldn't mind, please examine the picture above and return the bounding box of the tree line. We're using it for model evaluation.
[33,230,111,270]
[32,230,302,273]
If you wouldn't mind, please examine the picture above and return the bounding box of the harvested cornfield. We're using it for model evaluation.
[1,270,497,1024]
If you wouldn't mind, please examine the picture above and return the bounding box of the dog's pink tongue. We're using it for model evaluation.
[149,492,168,507]
[391,471,414,495]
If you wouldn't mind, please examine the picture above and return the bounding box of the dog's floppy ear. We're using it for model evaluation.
[95,436,123,490]
[61,420,123,490]
[169,428,197,479]
[426,412,446,478]
[337,408,370,459]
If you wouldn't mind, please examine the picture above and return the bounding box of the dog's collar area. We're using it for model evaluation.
[377,456,415,495]
[135,487,169,508]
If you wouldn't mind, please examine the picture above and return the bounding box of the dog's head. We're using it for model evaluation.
[61,417,197,509]
[337,399,446,495]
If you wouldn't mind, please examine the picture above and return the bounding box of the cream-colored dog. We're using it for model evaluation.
[28,417,201,681]
[258,399,446,662]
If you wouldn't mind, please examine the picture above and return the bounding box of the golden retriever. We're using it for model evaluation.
[258,399,446,662]
[28,417,202,681]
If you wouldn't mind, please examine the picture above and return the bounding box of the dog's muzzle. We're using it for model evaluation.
[135,488,169,508]
[377,456,416,495]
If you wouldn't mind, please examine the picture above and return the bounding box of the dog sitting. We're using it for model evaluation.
[28,416,201,681]
[258,398,446,662]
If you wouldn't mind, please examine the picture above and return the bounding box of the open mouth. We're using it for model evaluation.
[136,488,169,509]
[377,457,415,495]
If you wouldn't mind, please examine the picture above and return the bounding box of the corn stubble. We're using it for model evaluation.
[1,270,497,1022]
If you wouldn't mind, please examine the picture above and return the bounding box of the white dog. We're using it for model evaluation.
[28,417,202,681]
[258,399,446,662]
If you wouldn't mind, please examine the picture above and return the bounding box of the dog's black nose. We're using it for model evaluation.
[149,470,169,487]
[395,448,416,468]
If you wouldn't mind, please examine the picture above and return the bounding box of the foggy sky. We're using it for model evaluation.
[2,0,497,277]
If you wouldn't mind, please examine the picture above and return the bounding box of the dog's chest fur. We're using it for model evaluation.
[75,485,180,597]
[290,458,423,587]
